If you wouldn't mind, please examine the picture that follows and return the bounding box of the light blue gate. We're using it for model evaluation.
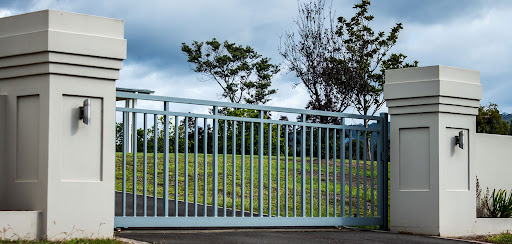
[114,91,388,229]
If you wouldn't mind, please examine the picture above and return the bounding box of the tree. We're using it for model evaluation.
[281,0,417,124]
[476,103,510,135]
[334,0,417,126]
[282,0,416,160]
[115,122,124,152]
[280,0,354,122]
[182,38,280,105]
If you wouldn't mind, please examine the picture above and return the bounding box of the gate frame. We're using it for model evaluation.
[114,91,389,229]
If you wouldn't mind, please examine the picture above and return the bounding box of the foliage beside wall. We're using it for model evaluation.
[477,103,511,135]
[477,177,512,218]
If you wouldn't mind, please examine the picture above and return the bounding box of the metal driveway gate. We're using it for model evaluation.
[114,91,388,229]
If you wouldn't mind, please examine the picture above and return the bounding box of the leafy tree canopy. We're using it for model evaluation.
[182,38,280,105]
[280,0,351,119]
[281,0,417,125]
[477,103,510,135]
[335,0,417,121]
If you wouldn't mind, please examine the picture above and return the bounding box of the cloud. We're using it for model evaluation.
[3,0,512,113]
[0,9,12,17]
[391,3,512,111]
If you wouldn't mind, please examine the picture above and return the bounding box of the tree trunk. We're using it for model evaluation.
[364,119,371,162]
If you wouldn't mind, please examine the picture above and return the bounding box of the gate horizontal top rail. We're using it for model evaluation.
[114,91,388,229]
[116,91,382,120]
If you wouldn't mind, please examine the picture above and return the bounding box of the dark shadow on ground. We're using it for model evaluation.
[115,192,261,217]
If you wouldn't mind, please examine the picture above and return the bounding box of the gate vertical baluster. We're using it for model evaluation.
[371,131,375,217]
[223,121,227,217]
[348,130,352,217]
[309,126,313,217]
[250,122,254,217]
[292,125,297,217]
[341,118,346,217]
[232,120,237,217]
[301,114,306,217]
[213,106,218,217]
[132,113,137,216]
[377,120,382,221]
[363,129,367,217]
[241,121,245,217]
[258,110,264,217]
[356,130,360,217]
[163,102,169,217]
[285,125,289,217]
[333,129,337,217]
[153,114,158,216]
[325,128,329,217]
[268,123,272,217]
[174,115,179,217]
[194,117,199,217]
[184,117,189,217]
[143,113,148,217]
[203,118,208,217]
[122,111,127,217]
[317,128,321,217]
[222,120,228,217]
[276,125,281,217]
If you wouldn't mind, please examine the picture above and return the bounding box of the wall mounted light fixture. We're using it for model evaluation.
[455,130,464,149]
[79,99,91,125]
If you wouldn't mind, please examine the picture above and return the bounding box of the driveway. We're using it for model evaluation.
[116,227,473,244]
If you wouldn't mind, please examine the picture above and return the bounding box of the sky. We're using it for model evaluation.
[1,0,512,115]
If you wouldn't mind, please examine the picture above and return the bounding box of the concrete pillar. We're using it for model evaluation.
[384,65,482,236]
[0,10,126,240]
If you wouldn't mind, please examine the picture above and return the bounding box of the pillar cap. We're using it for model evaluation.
[0,10,126,80]
[0,9,126,59]
[385,65,480,84]
[384,65,482,115]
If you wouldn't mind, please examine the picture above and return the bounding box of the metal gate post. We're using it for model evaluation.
[380,112,389,230]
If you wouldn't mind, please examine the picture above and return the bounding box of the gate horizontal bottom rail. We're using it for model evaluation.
[115,216,383,228]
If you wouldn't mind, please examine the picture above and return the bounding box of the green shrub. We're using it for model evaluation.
[482,188,512,218]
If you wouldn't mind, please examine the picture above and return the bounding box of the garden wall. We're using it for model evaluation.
[473,132,512,235]
[475,133,512,191]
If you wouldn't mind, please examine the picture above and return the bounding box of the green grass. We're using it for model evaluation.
[483,232,512,244]
[116,152,381,217]
[0,239,123,244]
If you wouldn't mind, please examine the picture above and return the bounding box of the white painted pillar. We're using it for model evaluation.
[0,10,126,240]
[384,65,482,236]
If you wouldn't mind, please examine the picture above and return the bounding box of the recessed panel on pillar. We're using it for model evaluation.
[399,127,430,191]
[16,95,40,182]
[445,128,469,191]
[61,95,103,181]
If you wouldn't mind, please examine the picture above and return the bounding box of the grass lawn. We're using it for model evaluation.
[457,232,512,244]
[483,232,512,243]
[116,152,382,218]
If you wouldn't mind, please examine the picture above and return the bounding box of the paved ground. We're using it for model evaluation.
[116,228,473,244]
[115,193,473,243]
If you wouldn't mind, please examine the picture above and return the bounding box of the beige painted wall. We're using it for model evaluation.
[0,211,42,240]
[386,65,512,237]
[0,10,125,240]
[472,133,512,234]
[0,95,6,208]
[475,133,512,191]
